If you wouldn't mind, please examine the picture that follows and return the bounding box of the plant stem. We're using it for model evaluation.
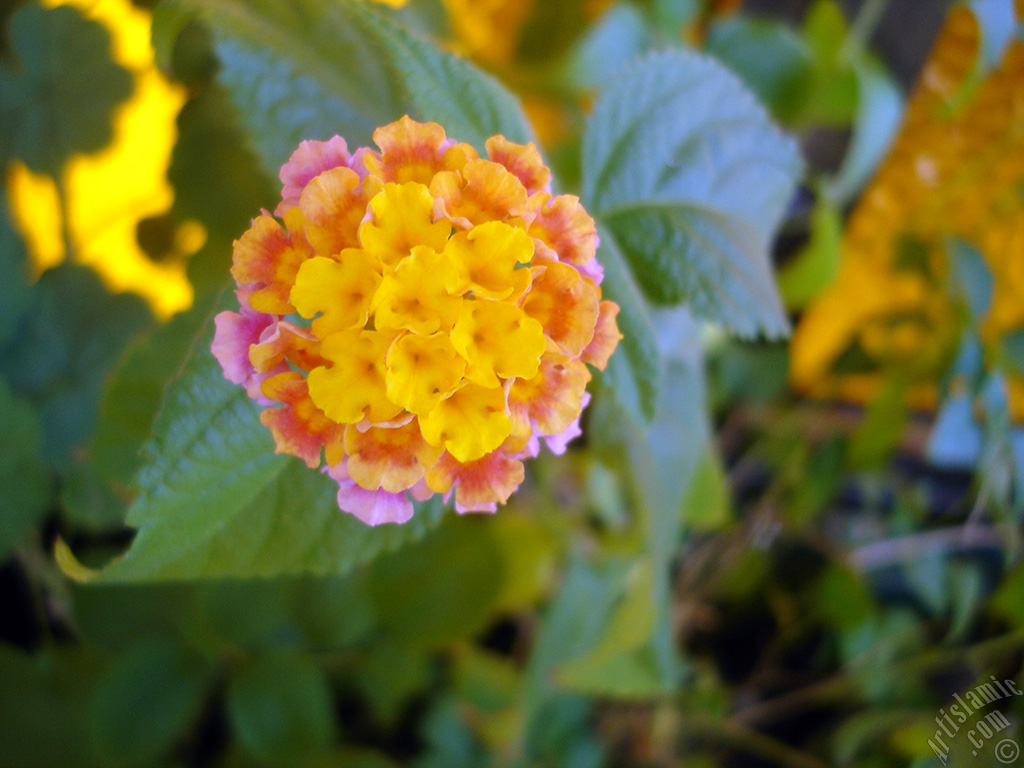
[841,0,890,62]
[675,713,832,768]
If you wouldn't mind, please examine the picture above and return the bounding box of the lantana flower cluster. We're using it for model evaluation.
[212,117,620,524]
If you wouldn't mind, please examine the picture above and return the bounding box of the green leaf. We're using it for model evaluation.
[705,15,812,122]
[682,448,731,532]
[595,232,660,424]
[227,652,336,767]
[367,516,504,649]
[559,4,652,93]
[177,0,402,174]
[600,203,789,337]
[0,190,33,350]
[582,49,801,338]
[796,0,858,126]
[556,561,669,698]
[618,308,708,688]
[968,0,1018,69]
[947,236,994,322]
[526,554,634,695]
[179,0,530,176]
[64,301,211,529]
[352,3,533,151]
[826,61,903,204]
[0,3,133,174]
[927,391,983,469]
[98,320,446,581]
[355,639,433,724]
[1002,327,1024,378]
[87,641,209,768]
[778,193,842,310]
[0,377,52,556]
[0,263,153,464]
[0,647,106,768]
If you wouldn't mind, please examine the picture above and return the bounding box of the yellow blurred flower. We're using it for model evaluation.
[791,4,1024,416]
[6,0,201,319]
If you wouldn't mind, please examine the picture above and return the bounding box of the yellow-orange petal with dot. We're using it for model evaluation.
[359,182,452,271]
[307,330,403,424]
[425,449,525,512]
[418,381,511,462]
[373,245,463,334]
[443,221,533,301]
[364,116,450,185]
[582,300,622,370]
[521,261,600,356]
[299,166,371,257]
[344,420,444,493]
[249,320,321,375]
[509,353,591,437]
[386,332,466,415]
[431,158,529,230]
[486,135,551,196]
[291,250,382,337]
[260,372,344,468]
[527,192,597,268]
[450,300,546,388]
[231,212,314,314]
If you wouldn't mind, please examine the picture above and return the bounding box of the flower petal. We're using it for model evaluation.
[364,116,453,185]
[443,221,533,301]
[230,211,314,314]
[527,192,597,269]
[521,261,600,356]
[431,159,529,230]
[328,462,415,525]
[299,166,377,257]
[291,251,383,337]
[277,136,367,214]
[385,332,466,415]
[373,245,463,334]
[582,300,622,370]
[260,372,344,468]
[451,299,546,387]
[308,330,403,424]
[418,381,511,462]
[359,182,452,270]
[485,135,551,195]
[344,419,443,493]
[509,353,591,437]
[425,449,524,512]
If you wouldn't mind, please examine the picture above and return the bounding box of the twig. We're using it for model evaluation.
[849,524,1010,570]
[675,713,831,768]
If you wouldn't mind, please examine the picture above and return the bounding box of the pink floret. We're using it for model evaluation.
[211,290,281,406]
[327,463,414,526]
[276,137,368,215]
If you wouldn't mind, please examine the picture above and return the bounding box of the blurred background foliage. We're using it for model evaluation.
[2,0,1024,766]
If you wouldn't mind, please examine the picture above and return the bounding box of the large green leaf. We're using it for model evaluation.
[595,231,660,424]
[0,377,52,557]
[0,647,107,768]
[582,49,801,338]
[172,0,530,175]
[98,324,445,581]
[352,3,533,150]
[0,264,153,465]
[64,300,212,529]
[87,641,209,768]
[0,3,133,174]
[227,651,336,767]
[172,0,402,174]
[367,515,504,649]
[0,191,33,350]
